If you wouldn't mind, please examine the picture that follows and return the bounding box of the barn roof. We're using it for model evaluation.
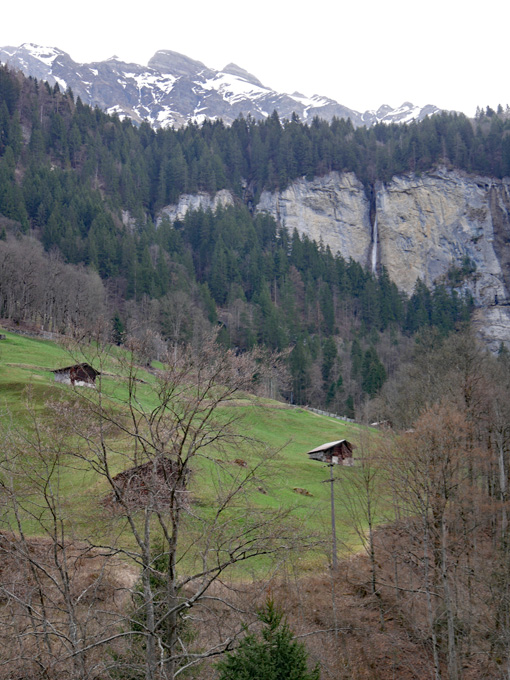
[52,363,100,376]
[305,439,354,455]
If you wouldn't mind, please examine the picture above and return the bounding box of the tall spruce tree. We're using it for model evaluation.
[361,346,387,397]
[216,598,320,680]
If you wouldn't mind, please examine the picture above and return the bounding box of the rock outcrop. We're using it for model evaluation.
[158,189,234,224]
[257,168,510,305]
[160,168,510,346]
[257,173,372,265]
[375,170,510,304]
[472,306,510,352]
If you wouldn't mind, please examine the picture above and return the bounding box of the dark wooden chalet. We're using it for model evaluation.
[306,439,355,466]
[52,363,100,387]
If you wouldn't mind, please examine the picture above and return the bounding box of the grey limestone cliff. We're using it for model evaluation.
[256,168,510,348]
[257,173,372,265]
[472,306,510,352]
[158,189,234,224]
[158,168,510,346]
[257,169,510,300]
[376,170,509,303]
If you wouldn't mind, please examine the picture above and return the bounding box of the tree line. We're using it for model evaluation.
[2,64,510,218]
[0,65,481,410]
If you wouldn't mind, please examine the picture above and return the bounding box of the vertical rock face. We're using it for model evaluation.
[472,306,510,353]
[257,168,510,305]
[256,167,510,346]
[158,189,234,224]
[376,169,509,304]
[257,173,372,264]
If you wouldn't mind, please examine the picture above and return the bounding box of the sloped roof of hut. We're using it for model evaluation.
[305,439,355,456]
[52,363,100,376]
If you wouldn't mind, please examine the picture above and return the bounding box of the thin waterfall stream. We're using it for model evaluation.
[371,214,378,274]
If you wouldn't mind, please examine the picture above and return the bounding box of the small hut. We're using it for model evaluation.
[305,439,355,466]
[52,363,100,387]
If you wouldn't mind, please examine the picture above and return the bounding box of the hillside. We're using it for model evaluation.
[0,326,373,552]
[0,64,480,416]
[2,326,510,679]
[2,53,510,680]
[0,324,389,678]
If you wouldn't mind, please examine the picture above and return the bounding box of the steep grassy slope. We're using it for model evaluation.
[0,328,383,570]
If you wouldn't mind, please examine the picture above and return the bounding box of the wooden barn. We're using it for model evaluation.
[52,363,100,387]
[305,439,355,466]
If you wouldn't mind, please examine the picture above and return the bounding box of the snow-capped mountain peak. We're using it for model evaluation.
[221,63,264,88]
[20,43,64,66]
[0,43,444,129]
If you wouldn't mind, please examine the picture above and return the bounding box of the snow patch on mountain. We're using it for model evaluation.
[106,105,129,120]
[202,72,270,103]
[22,43,62,67]
[290,93,332,109]
[53,76,67,91]
[0,43,445,130]
[125,71,177,95]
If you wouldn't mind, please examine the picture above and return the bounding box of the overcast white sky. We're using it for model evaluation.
[2,0,508,117]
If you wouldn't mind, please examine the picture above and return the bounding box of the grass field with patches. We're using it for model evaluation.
[0,328,386,572]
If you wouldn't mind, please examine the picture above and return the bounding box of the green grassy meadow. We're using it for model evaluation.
[0,328,387,574]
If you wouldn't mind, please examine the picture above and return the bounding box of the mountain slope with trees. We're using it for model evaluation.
[4,64,510,680]
[1,64,504,411]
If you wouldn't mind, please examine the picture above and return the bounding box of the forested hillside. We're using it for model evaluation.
[5,62,510,680]
[2,63,504,411]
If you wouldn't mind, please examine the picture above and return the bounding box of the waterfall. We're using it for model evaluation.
[371,214,378,274]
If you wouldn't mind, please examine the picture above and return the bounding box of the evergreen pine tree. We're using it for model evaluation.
[361,346,387,396]
[321,336,337,388]
[345,394,355,419]
[112,311,125,345]
[289,339,311,404]
[216,598,320,680]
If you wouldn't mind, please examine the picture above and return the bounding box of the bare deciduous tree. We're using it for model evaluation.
[0,236,106,333]
[0,333,298,679]
[338,427,386,629]
[388,403,473,680]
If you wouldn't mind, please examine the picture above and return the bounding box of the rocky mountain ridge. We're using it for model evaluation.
[0,43,442,129]
[159,168,510,350]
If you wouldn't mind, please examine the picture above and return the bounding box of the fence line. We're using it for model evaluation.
[291,404,356,423]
